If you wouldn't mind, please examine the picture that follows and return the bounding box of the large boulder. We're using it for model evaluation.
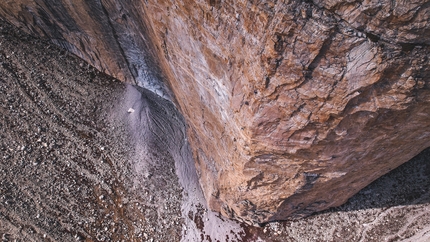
[1,0,430,225]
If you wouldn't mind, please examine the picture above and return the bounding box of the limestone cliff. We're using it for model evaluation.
[1,0,429,225]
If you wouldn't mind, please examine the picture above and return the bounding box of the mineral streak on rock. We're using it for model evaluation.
[1,0,430,225]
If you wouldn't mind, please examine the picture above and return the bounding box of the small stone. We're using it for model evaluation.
[127,108,135,113]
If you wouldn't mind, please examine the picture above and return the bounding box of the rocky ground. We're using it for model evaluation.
[1,19,430,242]
[0,19,185,241]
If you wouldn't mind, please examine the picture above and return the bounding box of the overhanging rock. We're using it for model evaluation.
[1,0,429,225]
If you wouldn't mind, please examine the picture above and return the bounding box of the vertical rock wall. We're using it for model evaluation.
[1,0,430,224]
[140,0,430,224]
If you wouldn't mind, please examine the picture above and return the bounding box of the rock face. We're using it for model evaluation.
[1,0,430,224]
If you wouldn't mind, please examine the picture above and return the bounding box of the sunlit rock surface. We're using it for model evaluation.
[1,0,430,224]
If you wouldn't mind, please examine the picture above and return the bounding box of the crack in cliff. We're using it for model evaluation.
[98,1,136,85]
[303,27,337,81]
[308,0,430,46]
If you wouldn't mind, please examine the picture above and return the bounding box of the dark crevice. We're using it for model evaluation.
[303,28,336,81]
[35,5,63,39]
[264,77,270,89]
[399,42,429,52]
[365,32,380,43]
[98,0,136,84]
[274,32,288,53]
[400,43,416,52]
[309,0,429,48]
[300,173,320,191]
[39,0,80,32]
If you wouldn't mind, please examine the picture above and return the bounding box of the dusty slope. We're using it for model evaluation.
[0,20,184,241]
[1,19,430,242]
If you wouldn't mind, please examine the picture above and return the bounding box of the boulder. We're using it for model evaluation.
[1,0,430,224]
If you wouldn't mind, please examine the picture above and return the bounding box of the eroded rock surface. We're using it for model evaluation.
[1,0,430,224]
[140,0,430,224]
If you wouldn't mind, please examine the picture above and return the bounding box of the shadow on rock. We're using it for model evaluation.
[328,147,430,213]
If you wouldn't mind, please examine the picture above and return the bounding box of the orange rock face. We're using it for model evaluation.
[1,0,430,224]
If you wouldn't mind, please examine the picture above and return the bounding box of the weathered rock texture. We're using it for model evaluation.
[1,0,430,224]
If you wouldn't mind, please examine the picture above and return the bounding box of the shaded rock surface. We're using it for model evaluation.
[2,17,430,242]
[1,0,430,225]
[0,0,172,99]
